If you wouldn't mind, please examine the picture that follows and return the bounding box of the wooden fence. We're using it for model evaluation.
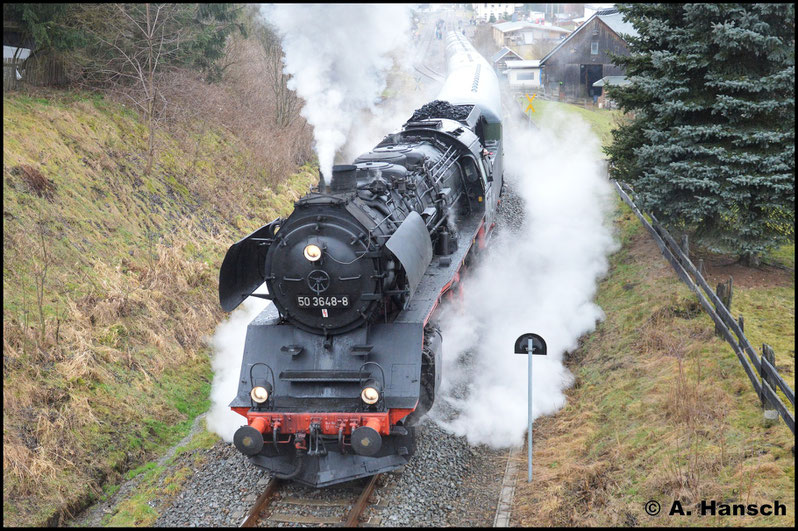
[614,180,795,434]
[3,55,66,92]
[3,58,20,91]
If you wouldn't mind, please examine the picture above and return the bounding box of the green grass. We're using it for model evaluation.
[766,243,795,269]
[734,287,795,375]
[100,484,120,502]
[100,423,220,527]
[126,462,159,481]
[173,428,220,457]
[515,96,624,147]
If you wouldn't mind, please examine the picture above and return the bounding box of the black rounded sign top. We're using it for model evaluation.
[514,333,547,355]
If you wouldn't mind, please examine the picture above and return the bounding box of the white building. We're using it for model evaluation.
[492,21,570,47]
[472,3,515,22]
[503,59,542,89]
[527,11,545,24]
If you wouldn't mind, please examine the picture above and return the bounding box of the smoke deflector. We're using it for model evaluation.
[219,219,280,312]
[385,211,433,301]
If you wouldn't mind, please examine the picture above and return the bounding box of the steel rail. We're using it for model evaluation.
[239,474,382,527]
[413,22,445,82]
[240,477,282,527]
[343,474,381,527]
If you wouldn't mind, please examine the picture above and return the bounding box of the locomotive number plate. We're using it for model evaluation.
[297,296,350,308]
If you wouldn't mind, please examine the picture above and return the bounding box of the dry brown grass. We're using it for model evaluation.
[10,164,56,199]
[512,213,794,527]
[3,235,221,521]
[4,69,320,524]
[160,35,314,189]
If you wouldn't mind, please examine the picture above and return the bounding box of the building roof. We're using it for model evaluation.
[539,7,638,66]
[491,46,523,64]
[597,10,638,39]
[493,21,570,34]
[3,45,30,61]
[592,75,631,87]
[504,59,541,69]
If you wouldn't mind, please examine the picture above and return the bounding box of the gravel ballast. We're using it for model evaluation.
[150,420,506,527]
[154,443,270,527]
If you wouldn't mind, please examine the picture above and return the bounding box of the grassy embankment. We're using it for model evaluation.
[2,90,317,527]
[512,100,795,526]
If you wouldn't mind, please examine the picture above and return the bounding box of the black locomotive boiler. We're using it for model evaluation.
[218,32,504,486]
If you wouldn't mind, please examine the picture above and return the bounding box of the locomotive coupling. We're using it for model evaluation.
[233,417,269,456]
[351,418,383,456]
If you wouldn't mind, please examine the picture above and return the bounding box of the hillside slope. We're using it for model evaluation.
[2,90,316,527]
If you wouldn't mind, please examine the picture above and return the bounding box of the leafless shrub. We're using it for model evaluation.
[159,32,313,188]
[74,4,186,175]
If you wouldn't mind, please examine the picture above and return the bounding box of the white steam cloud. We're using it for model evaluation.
[430,108,618,448]
[206,295,270,442]
[263,4,415,180]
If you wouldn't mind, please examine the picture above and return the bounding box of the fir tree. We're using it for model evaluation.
[605,3,795,264]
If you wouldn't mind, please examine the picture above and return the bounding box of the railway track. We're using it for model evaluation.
[240,474,383,527]
[413,22,445,82]
[414,62,444,83]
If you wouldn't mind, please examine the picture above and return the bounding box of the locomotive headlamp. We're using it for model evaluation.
[361,387,380,405]
[250,385,270,404]
[360,379,382,405]
[303,244,322,262]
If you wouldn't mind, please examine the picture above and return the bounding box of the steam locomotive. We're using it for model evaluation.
[218,32,504,486]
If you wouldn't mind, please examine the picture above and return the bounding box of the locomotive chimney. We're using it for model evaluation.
[318,168,329,193]
[330,164,358,192]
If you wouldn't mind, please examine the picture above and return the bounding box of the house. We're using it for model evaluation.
[527,11,545,24]
[492,21,571,48]
[540,4,585,22]
[592,75,631,109]
[539,8,638,101]
[503,59,542,90]
[472,3,515,23]
[572,4,606,26]
[491,46,523,78]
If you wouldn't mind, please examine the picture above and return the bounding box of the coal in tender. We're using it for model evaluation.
[407,100,473,123]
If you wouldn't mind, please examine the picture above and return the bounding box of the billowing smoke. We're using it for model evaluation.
[263,4,415,181]
[206,294,270,442]
[429,108,618,448]
[340,79,440,165]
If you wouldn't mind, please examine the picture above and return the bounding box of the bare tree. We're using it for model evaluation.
[82,4,184,175]
[257,23,301,128]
